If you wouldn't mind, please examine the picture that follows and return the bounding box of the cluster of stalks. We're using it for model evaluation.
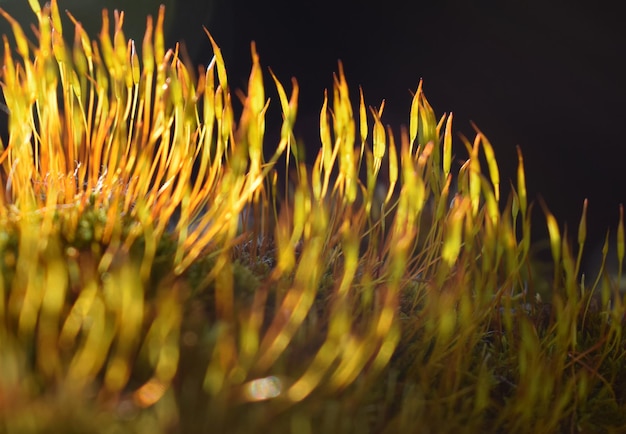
[0,1,625,432]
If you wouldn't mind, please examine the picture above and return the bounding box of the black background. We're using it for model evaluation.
[2,0,625,263]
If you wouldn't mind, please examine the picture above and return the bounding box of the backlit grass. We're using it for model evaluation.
[1,1,625,433]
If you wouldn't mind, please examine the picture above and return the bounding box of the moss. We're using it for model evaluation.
[1,1,625,433]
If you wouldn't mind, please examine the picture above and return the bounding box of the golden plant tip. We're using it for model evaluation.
[540,197,562,275]
[516,145,528,217]
[443,112,453,177]
[441,196,470,267]
[473,124,500,202]
[578,198,588,247]
[359,86,368,146]
[408,79,424,151]
[27,0,42,16]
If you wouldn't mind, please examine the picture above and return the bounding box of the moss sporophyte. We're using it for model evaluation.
[1,1,626,433]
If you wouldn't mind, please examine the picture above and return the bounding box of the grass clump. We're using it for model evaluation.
[1,1,626,433]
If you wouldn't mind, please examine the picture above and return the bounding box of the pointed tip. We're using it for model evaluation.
[250,40,260,64]
[202,26,215,44]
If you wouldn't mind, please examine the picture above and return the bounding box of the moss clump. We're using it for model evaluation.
[1,1,626,433]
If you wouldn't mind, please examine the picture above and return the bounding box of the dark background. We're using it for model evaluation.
[2,0,625,265]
